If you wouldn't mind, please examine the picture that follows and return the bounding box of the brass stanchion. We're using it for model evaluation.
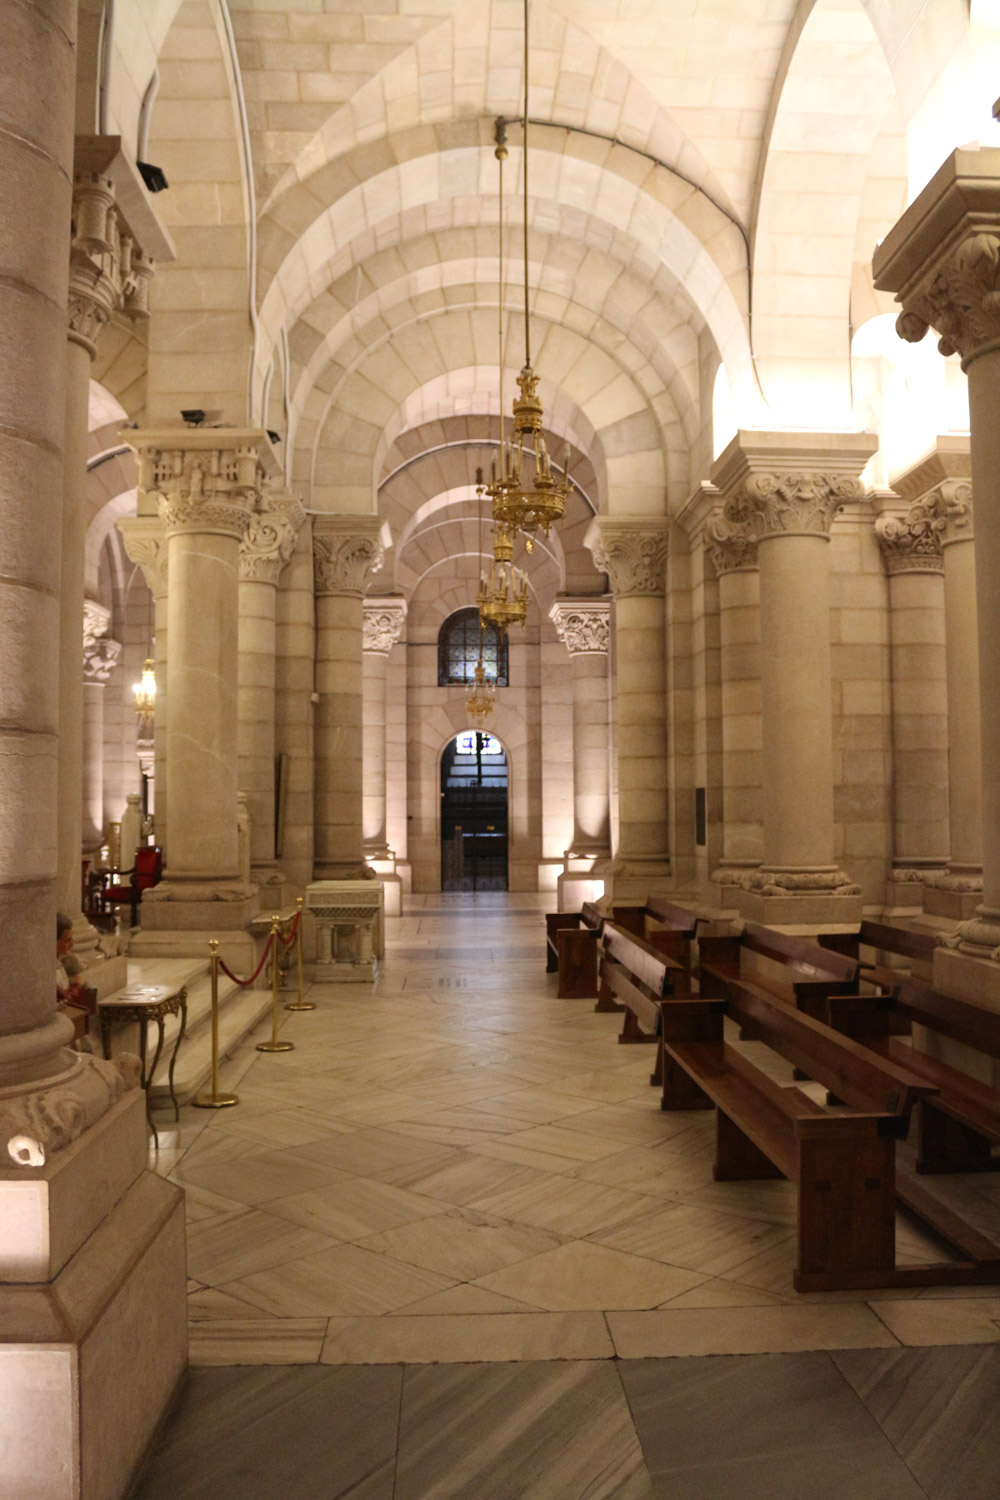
[257,914,294,1052]
[192,940,239,1108]
[285,895,315,1011]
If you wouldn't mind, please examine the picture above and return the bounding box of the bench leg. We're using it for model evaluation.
[795,1132,895,1288]
[594,977,625,1014]
[546,942,558,974]
[617,1009,657,1046]
[917,1101,995,1175]
[714,1109,785,1181]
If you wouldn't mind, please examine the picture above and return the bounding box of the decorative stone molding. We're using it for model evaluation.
[117,516,168,596]
[68,172,153,359]
[893,232,1000,369]
[925,869,984,893]
[584,520,669,597]
[128,429,276,541]
[2,1051,141,1167]
[549,598,611,655]
[874,509,944,574]
[706,512,758,574]
[725,472,865,540]
[911,481,974,547]
[363,597,407,654]
[313,516,385,597]
[240,488,306,585]
[747,867,862,897]
[941,911,1000,961]
[83,635,121,685]
[82,598,111,649]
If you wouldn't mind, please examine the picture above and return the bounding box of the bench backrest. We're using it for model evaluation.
[742,922,860,987]
[601,922,676,1001]
[726,980,931,1120]
[644,897,699,935]
[819,922,936,966]
[580,901,604,931]
[893,975,1000,1060]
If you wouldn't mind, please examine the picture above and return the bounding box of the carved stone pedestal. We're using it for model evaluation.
[306,880,385,981]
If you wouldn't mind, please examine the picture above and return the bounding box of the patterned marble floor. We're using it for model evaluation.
[148,891,1000,1366]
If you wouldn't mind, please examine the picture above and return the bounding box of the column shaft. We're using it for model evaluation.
[943,534,982,872]
[315,593,365,875]
[885,570,948,877]
[238,578,278,869]
[570,651,611,851]
[82,681,105,850]
[968,354,1000,917]
[362,649,389,852]
[716,565,763,874]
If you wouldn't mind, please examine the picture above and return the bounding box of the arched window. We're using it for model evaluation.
[437,607,509,687]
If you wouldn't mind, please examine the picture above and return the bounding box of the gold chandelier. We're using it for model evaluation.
[465,656,496,727]
[478,521,529,632]
[487,1,568,546]
[133,657,156,719]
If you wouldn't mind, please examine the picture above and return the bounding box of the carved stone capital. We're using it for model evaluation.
[128,429,276,541]
[549,598,611,654]
[82,598,111,650]
[725,472,865,540]
[706,512,758,574]
[117,516,168,596]
[240,488,306,585]
[911,480,974,548]
[68,172,154,358]
[313,516,385,597]
[893,233,1000,368]
[584,520,669,598]
[874,507,944,575]
[83,635,121,685]
[363,597,407,653]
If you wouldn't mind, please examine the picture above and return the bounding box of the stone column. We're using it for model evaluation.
[874,503,949,907]
[313,516,385,879]
[889,446,984,921]
[117,517,168,858]
[125,431,275,942]
[710,432,876,924]
[705,515,763,896]
[238,489,304,891]
[362,597,407,858]
[82,613,121,851]
[60,165,154,961]
[874,150,1000,982]
[549,598,612,857]
[584,519,671,900]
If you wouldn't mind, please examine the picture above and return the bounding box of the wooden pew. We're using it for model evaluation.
[820,973,1000,1177]
[660,971,977,1291]
[700,922,864,1023]
[641,897,702,974]
[545,900,605,998]
[599,922,687,1071]
[818,919,936,976]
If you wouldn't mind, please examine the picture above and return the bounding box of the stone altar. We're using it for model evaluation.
[306,880,384,981]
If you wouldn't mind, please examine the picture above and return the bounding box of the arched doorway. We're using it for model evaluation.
[441,732,508,891]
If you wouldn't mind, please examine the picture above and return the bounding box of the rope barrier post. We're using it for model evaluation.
[257,914,294,1053]
[192,939,239,1109]
[285,896,315,1011]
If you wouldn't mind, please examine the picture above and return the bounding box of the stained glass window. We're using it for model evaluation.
[437,607,509,686]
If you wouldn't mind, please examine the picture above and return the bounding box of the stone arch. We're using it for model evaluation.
[751,0,905,426]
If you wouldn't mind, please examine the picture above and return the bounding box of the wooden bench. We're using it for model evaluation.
[700,922,864,1023]
[545,901,605,998]
[660,970,964,1291]
[599,922,687,1064]
[818,919,936,977]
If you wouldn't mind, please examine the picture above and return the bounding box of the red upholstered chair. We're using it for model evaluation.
[106,845,162,928]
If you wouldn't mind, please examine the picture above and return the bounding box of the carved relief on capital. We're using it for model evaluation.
[910,480,974,548]
[68,173,154,359]
[550,600,611,655]
[82,599,111,650]
[363,598,407,654]
[134,440,264,539]
[313,523,385,598]
[894,233,1000,368]
[240,489,306,585]
[706,511,758,574]
[83,636,121,685]
[587,524,668,598]
[117,517,168,596]
[724,472,864,540]
[874,508,944,575]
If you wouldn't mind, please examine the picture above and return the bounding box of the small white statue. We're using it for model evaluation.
[119,792,143,873]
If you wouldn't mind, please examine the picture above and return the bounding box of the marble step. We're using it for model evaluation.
[148,978,275,1106]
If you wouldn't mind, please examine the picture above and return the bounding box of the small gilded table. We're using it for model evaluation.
[99,983,188,1141]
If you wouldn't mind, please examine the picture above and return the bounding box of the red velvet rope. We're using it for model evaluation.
[276,911,301,947]
[218,932,275,987]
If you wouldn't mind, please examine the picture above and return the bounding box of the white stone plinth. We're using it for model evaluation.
[306,880,384,981]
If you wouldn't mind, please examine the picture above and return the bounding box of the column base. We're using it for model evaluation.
[0,1169,186,1500]
[139,876,260,931]
[708,862,760,911]
[922,866,984,921]
[1,1048,140,1163]
[591,857,672,905]
[735,868,862,927]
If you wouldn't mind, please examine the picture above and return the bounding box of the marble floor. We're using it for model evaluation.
[131,892,1000,1496]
